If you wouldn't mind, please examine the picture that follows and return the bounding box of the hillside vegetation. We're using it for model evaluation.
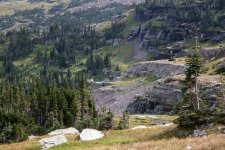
[0,0,225,149]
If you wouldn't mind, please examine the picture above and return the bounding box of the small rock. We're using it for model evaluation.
[185,144,192,150]
[193,129,207,137]
[148,115,158,119]
[28,135,36,140]
[137,116,146,120]
[80,129,104,141]
[112,38,122,47]
[39,135,67,150]
[131,125,148,130]
[48,127,80,136]
[150,119,170,125]
[217,126,225,130]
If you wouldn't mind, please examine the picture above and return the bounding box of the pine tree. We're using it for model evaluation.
[174,38,217,128]
[183,37,203,109]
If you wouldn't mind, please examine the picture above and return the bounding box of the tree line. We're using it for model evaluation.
[0,73,114,143]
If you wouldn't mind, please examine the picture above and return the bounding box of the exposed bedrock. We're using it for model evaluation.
[125,61,186,78]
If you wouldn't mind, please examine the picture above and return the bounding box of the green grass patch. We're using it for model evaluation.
[50,125,175,150]
[51,115,178,150]
[25,145,42,150]
[144,75,159,84]
[99,44,135,65]
[121,9,140,38]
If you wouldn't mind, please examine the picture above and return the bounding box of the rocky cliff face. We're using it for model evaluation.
[125,60,185,78]
[126,75,222,114]
[91,73,222,115]
[90,79,148,115]
[200,47,225,61]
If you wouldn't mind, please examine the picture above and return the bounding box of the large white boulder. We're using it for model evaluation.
[48,127,80,136]
[39,135,67,150]
[80,129,104,141]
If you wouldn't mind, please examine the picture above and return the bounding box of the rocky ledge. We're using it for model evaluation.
[126,75,222,114]
[125,60,185,78]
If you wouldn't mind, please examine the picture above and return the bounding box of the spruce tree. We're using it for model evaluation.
[183,38,203,109]
[174,37,216,128]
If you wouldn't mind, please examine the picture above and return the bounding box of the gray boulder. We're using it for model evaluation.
[128,27,141,41]
[112,38,122,47]
[47,127,80,136]
[38,135,67,150]
[150,119,170,125]
[193,129,207,137]
[28,135,36,140]
[102,69,121,79]
[216,61,225,72]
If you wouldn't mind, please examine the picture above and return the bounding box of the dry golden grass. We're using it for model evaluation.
[0,135,47,150]
[86,134,225,150]
[1,125,225,150]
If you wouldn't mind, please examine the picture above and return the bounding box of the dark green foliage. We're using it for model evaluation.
[140,0,224,30]
[0,64,115,143]
[174,105,217,128]
[0,109,30,143]
[175,41,205,128]
[104,21,125,40]
[95,108,114,130]
[0,74,96,143]
[8,29,33,59]
[117,112,129,130]
[182,48,203,109]
[175,41,225,128]
[86,53,112,74]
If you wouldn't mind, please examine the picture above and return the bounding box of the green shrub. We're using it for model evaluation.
[117,112,129,130]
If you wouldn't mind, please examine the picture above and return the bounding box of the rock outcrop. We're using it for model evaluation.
[92,74,222,115]
[126,76,183,114]
[200,47,225,61]
[80,129,104,141]
[128,27,141,41]
[126,75,222,114]
[193,130,207,137]
[47,127,80,136]
[125,60,185,78]
[38,135,67,150]
[91,79,149,115]
[102,69,122,79]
